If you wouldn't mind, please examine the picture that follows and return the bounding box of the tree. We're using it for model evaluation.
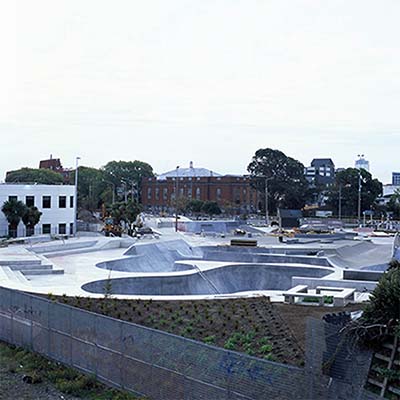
[70,166,111,210]
[325,168,382,217]
[5,168,64,185]
[386,189,400,219]
[1,199,28,238]
[247,148,309,212]
[201,201,221,216]
[102,160,154,201]
[21,206,42,236]
[186,199,204,214]
[109,201,142,226]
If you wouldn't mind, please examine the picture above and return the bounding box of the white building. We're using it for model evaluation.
[355,155,370,172]
[0,184,75,237]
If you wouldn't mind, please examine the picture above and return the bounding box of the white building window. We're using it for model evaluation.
[42,196,51,208]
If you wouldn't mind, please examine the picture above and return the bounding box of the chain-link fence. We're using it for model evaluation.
[0,287,380,399]
[305,317,381,400]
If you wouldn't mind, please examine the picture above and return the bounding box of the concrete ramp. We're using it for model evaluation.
[96,240,202,272]
[325,241,392,270]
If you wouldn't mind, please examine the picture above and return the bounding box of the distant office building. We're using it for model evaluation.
[392,172,400,186]
[304,158,335,186]
[355,155,370,172]
[141,162,258,213]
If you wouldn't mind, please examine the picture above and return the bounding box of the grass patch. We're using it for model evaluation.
[0,341,143,399]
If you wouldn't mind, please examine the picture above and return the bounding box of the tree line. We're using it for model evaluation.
[5,151,398,219]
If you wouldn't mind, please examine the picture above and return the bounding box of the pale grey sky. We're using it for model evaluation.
[2,1,399,182]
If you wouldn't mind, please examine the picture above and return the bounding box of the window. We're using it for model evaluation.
[179,188,184,197]
[42,196,51,208]
[147,188,152,200]
[25,196,35,207]
[70,196,74,208]
[155,188,160,201]
[196,187,201,200]
[70,223,74,235]
[59,196,67,208]
[58,223,66,234]
[8,196,17,202]
[42,224,51,234]
[216,188,221,201]
[163,188,168,201]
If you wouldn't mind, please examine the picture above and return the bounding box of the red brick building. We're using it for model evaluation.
[39,156,72,183]
[141,163,258,214]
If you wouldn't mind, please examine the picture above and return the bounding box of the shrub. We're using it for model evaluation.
[363,261,400,325]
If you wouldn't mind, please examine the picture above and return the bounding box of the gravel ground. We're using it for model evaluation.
[0,361,80,400]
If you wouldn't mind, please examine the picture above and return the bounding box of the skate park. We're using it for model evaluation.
[0,222,398,302]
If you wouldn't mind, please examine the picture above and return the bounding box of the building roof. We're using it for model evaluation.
[311,158,335,167]
[39,157,63,171]
[157,162,221,180]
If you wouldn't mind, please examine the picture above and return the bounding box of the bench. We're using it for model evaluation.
[316,286,356,307]
[283,285,325,305]
[230,239,258,247]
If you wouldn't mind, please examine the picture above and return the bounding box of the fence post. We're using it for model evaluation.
[47,300,51,357]
[29,295,33,350]
[69,305,73,365]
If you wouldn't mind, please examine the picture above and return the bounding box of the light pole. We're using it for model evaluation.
[175,166,180,232]
[259,175,274,225]
[358,170,362,225]
[338,183,342,220]
[74,156,81,236]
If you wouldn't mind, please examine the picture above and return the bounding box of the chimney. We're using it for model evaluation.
[189,161,193,169]
[50,154,52,160]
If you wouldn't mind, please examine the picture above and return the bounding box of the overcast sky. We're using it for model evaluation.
[1,1,399,183]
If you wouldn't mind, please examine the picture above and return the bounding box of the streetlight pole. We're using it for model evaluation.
[358,170,362,225]
[265,177,269,225]
[175,166,179,232]
[338,183,342,220]
[74,156,80,236]
[260,175,274,225]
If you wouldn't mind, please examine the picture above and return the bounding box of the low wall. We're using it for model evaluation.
[292,277,377,291]
[343,269,384,282]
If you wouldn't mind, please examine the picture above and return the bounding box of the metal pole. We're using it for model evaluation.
[358,171,362,225]
[74,156,80,235]
[265,177,269,225]
[175,166,179,232]
[338,184,342,220]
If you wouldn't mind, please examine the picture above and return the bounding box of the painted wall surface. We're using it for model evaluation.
[0,184,75,236]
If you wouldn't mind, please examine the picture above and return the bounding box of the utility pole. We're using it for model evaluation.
[265,177,269,225]
[338,183,342,220]
[175,166,180,232]
[261,175,274,225]
[358,171,362,225]
[74,156,81,235]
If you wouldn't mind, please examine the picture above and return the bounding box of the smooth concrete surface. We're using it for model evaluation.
[0,223,395,300]
[82,263,334,296]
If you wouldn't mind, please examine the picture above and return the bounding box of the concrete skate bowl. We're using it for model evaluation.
[323,241,394,271]
[95,240,203,273]
[95,240,335,274]
[82,263,335,296]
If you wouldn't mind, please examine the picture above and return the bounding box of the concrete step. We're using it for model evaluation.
[22,268,64,276]
[9,263,53,271]
[0,259,42,267]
